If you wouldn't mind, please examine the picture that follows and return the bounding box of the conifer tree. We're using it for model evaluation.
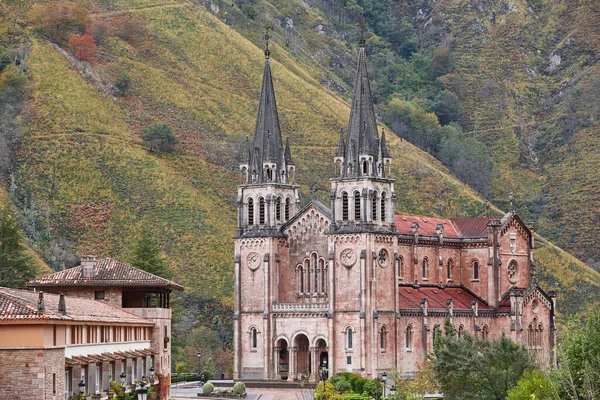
[129,227,170,279]
[0,205,36,288]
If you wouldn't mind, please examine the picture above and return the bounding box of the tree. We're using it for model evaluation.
[69,34,97,62]
[0,205,37,288]
[114,72,132,97]
[27,2,88,43]
[141,122,179,153]
[507,370,559,400]
[432,90,462,126]
[431,328,534,400]
[129,227,170,278]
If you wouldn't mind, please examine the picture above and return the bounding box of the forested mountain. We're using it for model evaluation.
[1,0,599,371]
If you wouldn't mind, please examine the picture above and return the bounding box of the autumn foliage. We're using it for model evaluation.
[69,34,97,62]
[28,2,88,43]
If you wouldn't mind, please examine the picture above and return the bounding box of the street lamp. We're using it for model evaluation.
[136,381,148,400]
[381,372,387,399]
[197,352,202,376]
[319,358,328,381]
[149,365,155,382]
[390,384,396,398]
[78,379,85,394]
[120,372,126,388]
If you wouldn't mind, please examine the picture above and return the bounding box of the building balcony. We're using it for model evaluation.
[272,302,329,313]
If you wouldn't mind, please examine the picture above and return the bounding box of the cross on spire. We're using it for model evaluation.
[310,181,321,200]
[359,13,365,47]
[264,25,271,59]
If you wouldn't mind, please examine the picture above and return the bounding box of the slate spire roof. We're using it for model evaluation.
[338,34,386,178]
[241,42,294,184]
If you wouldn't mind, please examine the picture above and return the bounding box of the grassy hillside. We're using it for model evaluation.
[0,0,598,321]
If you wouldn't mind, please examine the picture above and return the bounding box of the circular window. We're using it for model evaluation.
[378,249,389,268]
[531,298,539,313]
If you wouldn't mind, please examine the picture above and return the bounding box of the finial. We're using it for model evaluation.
[359,14,365,47]
[483,200,489,217]
[264,25,271,59]
[310,181,320,200]
[508,192,515,212]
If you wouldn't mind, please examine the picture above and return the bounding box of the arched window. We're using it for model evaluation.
[362,160,368,175]
[380,326,387,349]
[371,191,377,221]
[473,260,479,280]
[447,259,453,280]
[347,328,354,349]
[305,259,311,293]
[312,253,318,294]
[406,326,413,349]
[266,168,273,181]
[259,197,265,225]
[297,265,304,293]
[320,259,326,293]
[482,325,489,340]
[251,327,258,349]
[354,191,361,221]
[458,325,464,339]
[342,192,349,221]
[285,198,291,221]
[247,198,254,225]
[396,255,403,278]
[537,323,543,348]
[380,192,386,222]
[422,258,429,279]
[275,197,281,221]
[528,324,533,347]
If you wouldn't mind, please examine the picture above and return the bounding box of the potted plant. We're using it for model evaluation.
[148,385,158,400]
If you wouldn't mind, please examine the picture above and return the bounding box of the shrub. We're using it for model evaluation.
[232,381,246,395]
[244,5,257,20]
[114,72,132,96]
[69,34,97,61]
[142,122,179,153]
[27,2,88,43]
[202,382,214,394]
[363,380,382,400]
[111,14,148,45]
[507,370,559,400]
[334,379,352,393]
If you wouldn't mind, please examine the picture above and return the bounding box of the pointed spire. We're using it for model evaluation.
[343,23,379,177]
[284,137,294,165]
[359,13,366,48]
[239,136,250,164]
[335,128,345,157]
[380,128,391,158]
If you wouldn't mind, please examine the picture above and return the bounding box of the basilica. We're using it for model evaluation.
[232,33,557,382]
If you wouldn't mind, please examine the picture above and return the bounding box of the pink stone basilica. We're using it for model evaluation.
[233,33,557,382]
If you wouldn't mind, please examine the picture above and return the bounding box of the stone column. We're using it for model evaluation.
[273,347,280,380]
[289,347,298,381]
[309,347,319,382]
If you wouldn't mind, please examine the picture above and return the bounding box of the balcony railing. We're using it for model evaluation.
[272,302,329,313]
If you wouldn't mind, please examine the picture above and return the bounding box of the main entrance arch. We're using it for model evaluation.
[294,334,310,380]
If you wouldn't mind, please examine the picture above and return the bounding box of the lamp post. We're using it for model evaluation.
[319,358,328,382]
[381,372,387,399]
[390,384,396,399]
[120,372,126,388]
[136,380,148,400]
[197,352,202,377]
[78,379,85,395]
[149,365,155,383]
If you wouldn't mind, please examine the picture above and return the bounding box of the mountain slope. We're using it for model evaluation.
[0,0,598,318]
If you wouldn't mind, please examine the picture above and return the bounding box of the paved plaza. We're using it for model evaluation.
[172,382,312,400]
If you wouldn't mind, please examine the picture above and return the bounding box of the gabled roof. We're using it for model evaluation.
[0,287,153,324]
[281,200,332,231]
[398,284,489,310]
[27,258,184,291]
[394,215,461,237]
[451,217,499,238]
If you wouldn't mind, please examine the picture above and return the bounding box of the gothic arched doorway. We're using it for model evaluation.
[294,334,310,380]
[275,338,289,380]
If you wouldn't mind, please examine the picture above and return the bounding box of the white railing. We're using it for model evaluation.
[272,303,329,312]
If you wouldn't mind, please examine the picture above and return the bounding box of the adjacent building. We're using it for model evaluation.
[233,35,557,382]
[0,257,182,399]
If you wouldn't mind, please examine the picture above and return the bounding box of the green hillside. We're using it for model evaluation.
[1,0,600,369]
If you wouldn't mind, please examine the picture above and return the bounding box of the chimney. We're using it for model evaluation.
[37,292,45,314]
[58,292,67,315]
[81,255,98,278]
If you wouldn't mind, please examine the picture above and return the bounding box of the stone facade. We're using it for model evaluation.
[233,39,557,382]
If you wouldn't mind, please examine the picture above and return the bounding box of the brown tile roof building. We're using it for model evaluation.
[0,287,152,325]
[27,258,184,291]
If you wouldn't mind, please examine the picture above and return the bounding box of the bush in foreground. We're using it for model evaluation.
[202,382,214,394]
[232,381,246,395]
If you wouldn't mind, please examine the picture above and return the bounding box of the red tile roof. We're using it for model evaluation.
[398,285,489,310]
[27,258,183,291]
[0,287,153,324]
[395,214,506,239]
